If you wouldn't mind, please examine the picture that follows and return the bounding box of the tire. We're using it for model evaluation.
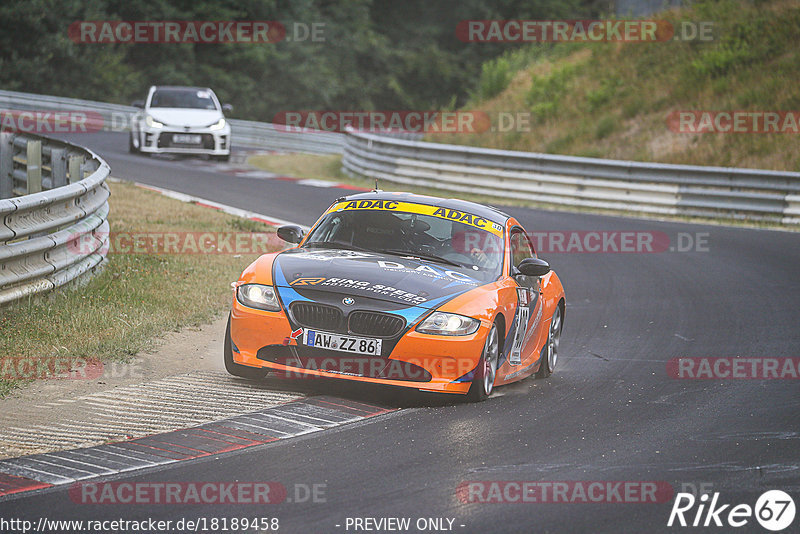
[128,132,138,153]
[536,305,562,379]
[467,323,500,402]
[224,315,268,380]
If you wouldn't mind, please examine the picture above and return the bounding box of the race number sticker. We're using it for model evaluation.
[510,287,540,365]
[509,305,530,365]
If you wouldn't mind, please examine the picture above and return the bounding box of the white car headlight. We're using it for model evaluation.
[237,284,280,311]
[416,312,480,336]
[209,118,226,131]
[145,115,163,128]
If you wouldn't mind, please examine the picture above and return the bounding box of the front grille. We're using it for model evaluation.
[290,302,345,332]
[157,133,215,149]
[348,311,405,338]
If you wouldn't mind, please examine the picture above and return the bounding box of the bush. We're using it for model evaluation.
[527,64,578,121]
[586,77,622,112]
[595,115,617,139]
[474,57,512,101]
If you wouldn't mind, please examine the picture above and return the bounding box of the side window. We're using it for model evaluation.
[510,229,534,270]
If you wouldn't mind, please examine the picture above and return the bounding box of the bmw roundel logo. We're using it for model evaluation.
[342,297,355,306]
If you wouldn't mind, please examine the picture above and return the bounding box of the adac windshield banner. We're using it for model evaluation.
[326,199,505,237]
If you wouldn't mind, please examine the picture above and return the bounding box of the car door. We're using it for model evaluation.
[507,228,544,366]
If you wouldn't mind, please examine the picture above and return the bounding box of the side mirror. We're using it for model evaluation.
[517,257,550,277]
[277,225,305,244]
[222,103,233,113]
[131,100,145,109]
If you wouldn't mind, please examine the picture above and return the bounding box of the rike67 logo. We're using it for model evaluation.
[668,490,796,531]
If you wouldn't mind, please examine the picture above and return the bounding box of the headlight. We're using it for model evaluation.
[416,312,480,336]
[236,284,280,311]
[145,115,163,128]
[209,118,226,131]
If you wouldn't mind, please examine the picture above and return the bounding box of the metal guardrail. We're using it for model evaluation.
[229,118,344,154]
[0,89,345,155]
[342,130,800,224]
[0,132,110,304]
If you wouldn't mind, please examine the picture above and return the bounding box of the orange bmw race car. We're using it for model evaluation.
[225,192,565,401]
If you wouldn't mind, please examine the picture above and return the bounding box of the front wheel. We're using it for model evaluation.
[224,315,268,380]
[467,324,499,402]
[128,132,139,153]
[536,306,562,378]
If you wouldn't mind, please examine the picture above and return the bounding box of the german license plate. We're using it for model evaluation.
[303,330,382,356]
[173,134,202,144]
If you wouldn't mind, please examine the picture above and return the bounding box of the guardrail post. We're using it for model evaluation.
[68,154,84,184]
[50,147,67,189]
[0,132,12,199]
[26,140,42,194]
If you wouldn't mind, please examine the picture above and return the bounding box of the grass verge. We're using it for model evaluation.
[0,181,279,398]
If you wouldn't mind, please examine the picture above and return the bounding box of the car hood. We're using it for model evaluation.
[273,248,488,312]
[146,108,223,127]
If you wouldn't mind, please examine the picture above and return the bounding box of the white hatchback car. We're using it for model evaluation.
[130,86,232,161]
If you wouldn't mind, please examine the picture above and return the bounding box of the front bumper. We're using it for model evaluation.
[230,299,488,394]
[139,126,231,156]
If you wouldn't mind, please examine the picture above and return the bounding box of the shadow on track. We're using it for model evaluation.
[228,372,465,409]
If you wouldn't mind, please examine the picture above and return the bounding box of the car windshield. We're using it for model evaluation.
[150,89,217,110]
[303,208,505,282]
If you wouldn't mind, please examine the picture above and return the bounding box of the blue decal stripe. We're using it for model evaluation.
[384,293,455,328]
[273,257,312,308]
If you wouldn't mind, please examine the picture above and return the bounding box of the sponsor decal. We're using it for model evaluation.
[375,261,478,286]
[329,200,504,237]
[289,250,375,261]
[311,277,429,303]
[290,277,327,286]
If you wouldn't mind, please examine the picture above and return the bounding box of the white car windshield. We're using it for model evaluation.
[150,89,217,110]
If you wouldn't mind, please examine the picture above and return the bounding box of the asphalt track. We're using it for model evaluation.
[1,132,799,533]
